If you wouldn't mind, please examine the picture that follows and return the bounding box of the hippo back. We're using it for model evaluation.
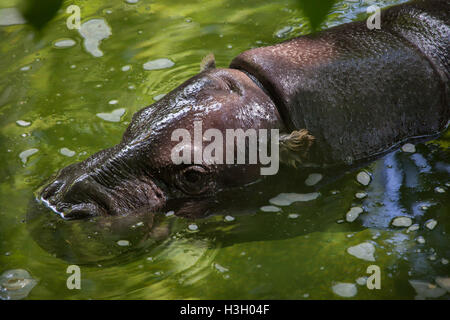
[230,0,449,166]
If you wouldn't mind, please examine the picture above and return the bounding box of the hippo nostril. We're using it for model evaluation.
[40,180,64,201]
[61,203,103,220]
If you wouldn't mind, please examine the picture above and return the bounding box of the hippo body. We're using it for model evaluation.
[231,0,449,165]
[39,0,449,219]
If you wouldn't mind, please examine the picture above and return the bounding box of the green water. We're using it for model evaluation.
[0,0,449,299]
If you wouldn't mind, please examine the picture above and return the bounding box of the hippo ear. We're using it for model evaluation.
[200,53,216,71]
[279,129,315,166]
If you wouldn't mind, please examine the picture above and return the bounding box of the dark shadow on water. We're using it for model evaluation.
[26,200,177,266]
[26,139,449,266]
[26,164,365,265]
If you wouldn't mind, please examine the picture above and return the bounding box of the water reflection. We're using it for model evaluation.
[27,199,174,265]
[1,0,448,299]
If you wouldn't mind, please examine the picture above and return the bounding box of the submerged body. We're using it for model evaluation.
[39,0,449,219]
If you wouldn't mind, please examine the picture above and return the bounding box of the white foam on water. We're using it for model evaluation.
[331,282,357,298]
[79,19,112,57]
[269,192,320,206]
[0,8,26,26]
[143,58,175,70]
[406,224,420,233]
[19,148,38,164]
[347,242,376,261]
[260,205,281,212]
[188,224,198,231]
[16,120,31,127]
[346,207,363,222]
[96,108,125,122]
[356,277,367,286]
[391,216,413,227]
[117,240,130,246]
[214,263,229,273]
[434,186,445,193]
[224,215,235,222]
[355,192,367,199]
[60,147,76,157]
[409,280,446,299]
[425,219,437,230]
[165,211,174,217]
[416,236,426,244]
[401,143,416,153]
[356,171,371,186]
[304,173,323,186]
[54,39,76,48]
[0,269,37,300]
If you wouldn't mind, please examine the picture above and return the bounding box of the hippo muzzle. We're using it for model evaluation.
[39,145,166,219]
[39,0,449,220]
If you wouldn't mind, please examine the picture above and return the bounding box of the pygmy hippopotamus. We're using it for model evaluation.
[38,0,449,219]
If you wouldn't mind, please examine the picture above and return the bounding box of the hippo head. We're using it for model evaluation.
[38,59,293,219]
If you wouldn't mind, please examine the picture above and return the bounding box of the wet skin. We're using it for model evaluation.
[39,0,449,220]
[39,68,284,219]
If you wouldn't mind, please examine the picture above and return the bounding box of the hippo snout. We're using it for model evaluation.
[40,170,111,219]
[39,148,167,219]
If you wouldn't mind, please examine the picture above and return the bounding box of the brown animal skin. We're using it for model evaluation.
[230,0,449,165]
[38,0,449,219]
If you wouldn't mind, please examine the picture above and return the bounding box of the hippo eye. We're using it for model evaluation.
[185,169,202,184]
[177,166,210,195]
[223,78,242,95]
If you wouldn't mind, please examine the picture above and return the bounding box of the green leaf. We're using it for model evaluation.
[296,0,337,31]
[19,0,64,30]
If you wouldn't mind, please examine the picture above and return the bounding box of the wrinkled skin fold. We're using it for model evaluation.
[39,0,449,220]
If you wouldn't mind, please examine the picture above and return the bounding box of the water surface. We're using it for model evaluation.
[0,0,449,299]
